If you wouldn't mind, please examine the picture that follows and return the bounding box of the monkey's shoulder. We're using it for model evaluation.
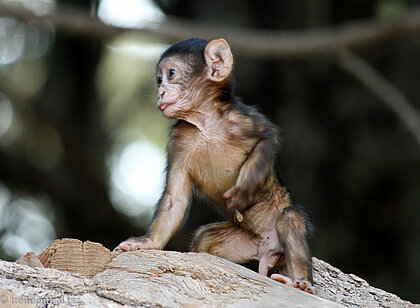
[228,101,279,138]
[168,103,279,150]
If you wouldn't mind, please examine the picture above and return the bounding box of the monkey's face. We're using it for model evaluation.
[155,55,205,119]
[155,39,233,120]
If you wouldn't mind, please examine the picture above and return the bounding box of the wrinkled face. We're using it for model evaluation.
[155,55,205,119]
[155,39,233,120]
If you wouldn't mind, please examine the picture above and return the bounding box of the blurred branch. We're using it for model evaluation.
[338,50,420,147]
[1,4,420,58]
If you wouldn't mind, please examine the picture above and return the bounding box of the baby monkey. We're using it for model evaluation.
[114,38,314,293]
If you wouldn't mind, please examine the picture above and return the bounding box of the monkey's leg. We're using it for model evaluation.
[274,206,314,294]
[191,222,259,264]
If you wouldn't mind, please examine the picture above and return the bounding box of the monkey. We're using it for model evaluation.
[114,38,314,293]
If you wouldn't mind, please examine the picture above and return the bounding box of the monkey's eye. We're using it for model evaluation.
[168,69,176,78]
[156,76,162,85]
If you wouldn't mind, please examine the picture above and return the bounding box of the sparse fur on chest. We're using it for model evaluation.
[171,120,253,204]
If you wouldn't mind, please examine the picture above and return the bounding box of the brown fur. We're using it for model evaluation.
[114,38,313,293]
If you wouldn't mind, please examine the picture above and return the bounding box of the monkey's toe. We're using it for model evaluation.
[271,275,315,294]
[270,273,293,286]
[305,287,315,294]
[293,280,315,294]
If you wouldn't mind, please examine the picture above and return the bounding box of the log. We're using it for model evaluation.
[15,252,44,268]
[0,239,416,307]
[37,238,111,278]
[96,250,340,308]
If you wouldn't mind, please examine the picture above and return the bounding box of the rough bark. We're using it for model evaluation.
[0,239,417,308]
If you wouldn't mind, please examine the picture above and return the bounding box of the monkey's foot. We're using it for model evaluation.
[113,237,155,253]
[293,280,315,294]
[270,273,293,286]
[270,274,315,294]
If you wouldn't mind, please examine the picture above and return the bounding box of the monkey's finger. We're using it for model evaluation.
[227,195,242,210]
[117,244,130,252]
[129,242,143,250]
[223,198,232,211]
[222,189,235,199]
[226,197,238,210]
[116,242,137,252]
[224,185,241,198]
[223,195,232,208]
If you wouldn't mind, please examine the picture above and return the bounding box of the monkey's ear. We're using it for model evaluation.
[204,39,233,82]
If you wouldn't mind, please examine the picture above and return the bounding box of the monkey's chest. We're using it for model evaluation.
[187,143,245,204]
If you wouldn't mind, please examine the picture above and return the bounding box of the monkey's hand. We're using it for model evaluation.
[223,184,255,213]
[270,274,315,294]
[113,237,156,253]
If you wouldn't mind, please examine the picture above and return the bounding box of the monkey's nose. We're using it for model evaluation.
[159,91,165,98]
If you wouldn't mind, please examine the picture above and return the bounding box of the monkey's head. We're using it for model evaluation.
[155,38,234,118]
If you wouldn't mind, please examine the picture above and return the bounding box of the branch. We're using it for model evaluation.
[338,50,420,147]
[1,4,420,58]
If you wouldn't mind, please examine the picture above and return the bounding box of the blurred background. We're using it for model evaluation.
[0,0,419,302]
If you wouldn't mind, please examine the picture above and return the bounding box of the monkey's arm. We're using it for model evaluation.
[114,160,192,252]
[148,168,192,249]
[224,125,279,212]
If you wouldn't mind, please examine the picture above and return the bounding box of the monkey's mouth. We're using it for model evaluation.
[158,102,174,111]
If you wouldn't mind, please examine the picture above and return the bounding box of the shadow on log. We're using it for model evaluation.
[0,239,416,308]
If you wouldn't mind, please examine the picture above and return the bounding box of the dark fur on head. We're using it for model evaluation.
[158,38,236,103]
[158,38,209,74]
